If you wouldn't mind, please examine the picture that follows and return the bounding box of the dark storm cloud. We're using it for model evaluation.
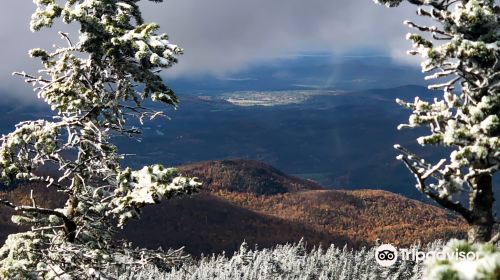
[0,0,417,100]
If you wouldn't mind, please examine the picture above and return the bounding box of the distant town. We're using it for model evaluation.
[220,90,341,106]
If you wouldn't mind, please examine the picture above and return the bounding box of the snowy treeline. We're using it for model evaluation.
[110,241,444,280]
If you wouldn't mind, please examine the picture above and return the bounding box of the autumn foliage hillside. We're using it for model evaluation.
[216,189,465,248]
[123,160,466,254]
[178,159,323,194]
[0,160,466,255]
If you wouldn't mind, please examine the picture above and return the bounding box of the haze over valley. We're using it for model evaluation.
[1,55,497,205]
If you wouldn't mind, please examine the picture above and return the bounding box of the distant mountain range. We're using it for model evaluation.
[0,160,466,256]
[1,84,498,207]
[166,55,426,93]
[115,84,445,199]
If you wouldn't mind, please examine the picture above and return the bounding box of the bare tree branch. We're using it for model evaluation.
[400,158,473,223]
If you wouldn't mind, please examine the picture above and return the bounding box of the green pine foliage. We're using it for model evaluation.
[0,1,200,278]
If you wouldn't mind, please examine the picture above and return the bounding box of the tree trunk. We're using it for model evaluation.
[467,174,494,243]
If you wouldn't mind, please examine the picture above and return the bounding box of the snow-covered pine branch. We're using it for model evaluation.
[375,0,499,243]
[375,0,499,278]
[0,1,200,278]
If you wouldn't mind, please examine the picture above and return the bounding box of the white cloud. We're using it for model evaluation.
[143,0,418,77]
[0,0,420,101]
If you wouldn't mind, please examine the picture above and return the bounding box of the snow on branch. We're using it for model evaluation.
[0,0,201,278]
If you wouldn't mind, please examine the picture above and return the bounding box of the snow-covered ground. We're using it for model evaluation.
[112,240,443,280]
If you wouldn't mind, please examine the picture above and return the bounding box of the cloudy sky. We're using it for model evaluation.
[0,0,418,101]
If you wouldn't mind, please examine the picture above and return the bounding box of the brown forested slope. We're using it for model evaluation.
[216,189,465,248]
[0,160,467,255]
[178,159,323,194]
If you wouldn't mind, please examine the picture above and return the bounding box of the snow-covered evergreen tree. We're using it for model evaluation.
[375,0,499,278]
[111,241,433,280]
[0,0,200,278]
[374,0,499,243]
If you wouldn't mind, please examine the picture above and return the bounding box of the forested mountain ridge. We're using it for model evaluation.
[178,159,324,194]
[0,160,466,255]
